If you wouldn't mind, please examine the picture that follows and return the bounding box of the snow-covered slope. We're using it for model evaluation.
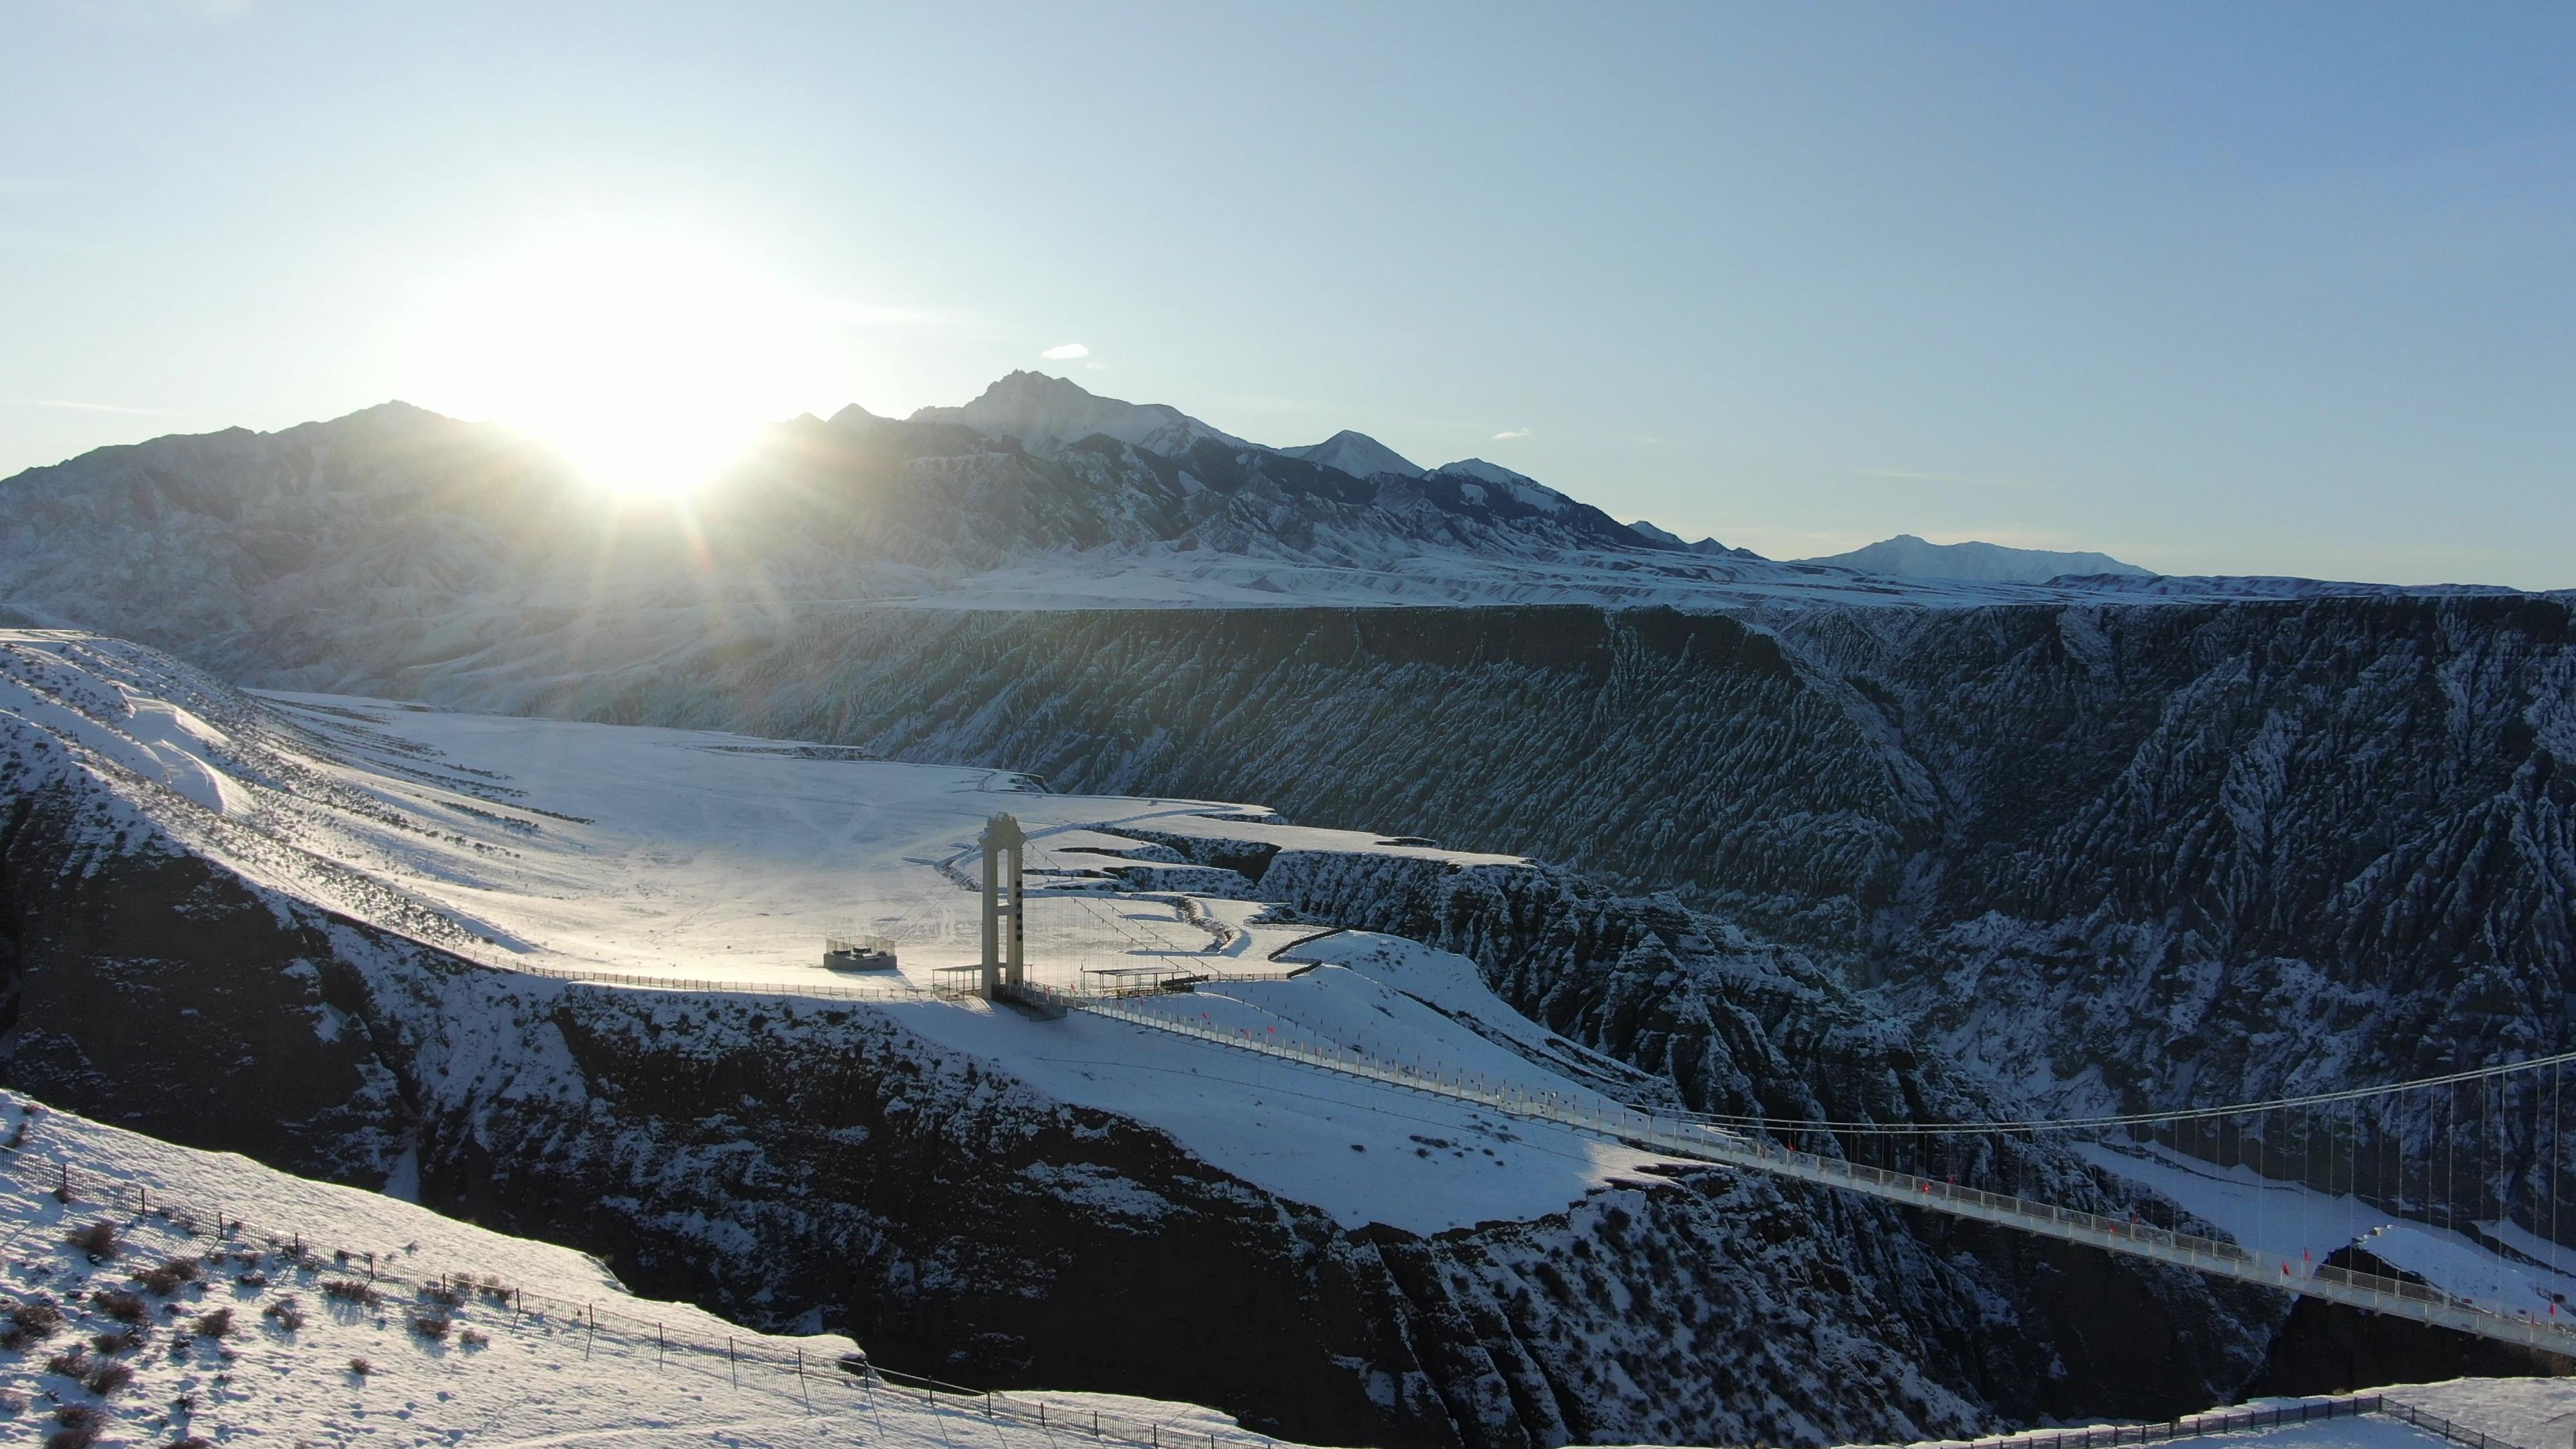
[1797,533,2155,583]
[0,1091,1310,1449]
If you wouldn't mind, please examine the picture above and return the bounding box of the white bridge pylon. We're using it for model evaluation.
[978,812,1027,999]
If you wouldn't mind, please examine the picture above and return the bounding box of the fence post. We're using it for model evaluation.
[729,1336,737,1387]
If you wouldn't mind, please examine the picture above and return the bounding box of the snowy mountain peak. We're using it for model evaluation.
[910,371,1249,455]
[829,402,885,432]
[1432,458,1573,516]
[1629,519,1762,560]
[1282,430,1424,480]
[1799,533,2155,585]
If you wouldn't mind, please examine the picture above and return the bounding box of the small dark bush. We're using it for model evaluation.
[66,1222,119,1261]
[46,1348,95,1379]
[2,1297,66,1349]
[48,1424,101,1449]
[191,1309,231,1340]
[85,1361,133,1396]
[421,1283,465,1309]
[233,1271,267,1289]
[55,1405,102,1429]
[347,1355,372,1376]
[262,1299,305,1332]
[332,1249,350,1265]
[321,1279,382,1307]
[172,1391,196,1412]
[458,1326,488,1348]
[132,1257,201,1295]
[91,1290,148,1325]
[170,1438,214,1449]
[412,1313,451,1340]
[91,1328,143,1354]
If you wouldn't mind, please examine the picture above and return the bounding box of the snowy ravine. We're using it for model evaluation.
[0,630,2313,1447]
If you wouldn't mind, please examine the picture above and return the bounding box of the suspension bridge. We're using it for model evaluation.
[879,815,2576,1360]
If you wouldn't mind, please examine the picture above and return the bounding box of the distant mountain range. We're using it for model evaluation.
[1795,533,2155,585]
[0,371,2538,691]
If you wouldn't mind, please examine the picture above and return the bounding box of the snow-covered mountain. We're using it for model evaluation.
[907,369,1254,455]
[1798,533,2155,583]
[1281,429,1424,478]
[1629,518,1765,559]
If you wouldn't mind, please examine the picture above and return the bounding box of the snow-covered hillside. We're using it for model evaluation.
[0,1090,1334,1448]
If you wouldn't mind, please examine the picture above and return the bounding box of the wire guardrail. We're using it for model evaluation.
[1926,1395,2535,1449]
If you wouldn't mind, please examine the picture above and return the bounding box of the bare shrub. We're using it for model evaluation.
[321,1279,382,1307]
[66,1222,120,1261]
[91,1290,148,1325]
[50,1404,103,1449]
[233,1271,267,1289]
[347,1355,372,1377]
[190,1309,231,1340]
[132,1258,201,1295]
[262,1299,305,1332]
[411,1314,451,1341]
[3,1297,65,1350]
[420,1283,464,1309]
[0,1388,23,1414]
[458,1326,488,1348]
[46,1348,95,1379]
[85,1360,133,1396]
[170,1438,214,1449]
[91,1328,144,1354]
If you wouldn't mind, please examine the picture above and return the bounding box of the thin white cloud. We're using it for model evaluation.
[1083,361,1108,371]
[1040,342,1089,360]
[4,398,158,414]
[1492,427,1530,440]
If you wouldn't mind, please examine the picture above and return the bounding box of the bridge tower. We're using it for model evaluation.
[979,813,1026,999]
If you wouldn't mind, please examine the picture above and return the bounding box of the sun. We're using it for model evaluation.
[390,223,843,497]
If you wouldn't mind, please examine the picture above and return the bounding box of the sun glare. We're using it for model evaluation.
[392,224,844,497]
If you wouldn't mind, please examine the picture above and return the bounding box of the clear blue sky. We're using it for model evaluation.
[5,2,2571,584]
